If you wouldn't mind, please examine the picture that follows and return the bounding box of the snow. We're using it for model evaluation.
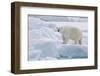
[28,17,88,61]
[29,17,47,30]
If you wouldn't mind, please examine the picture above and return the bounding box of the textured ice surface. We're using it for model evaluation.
[58,44,88,59]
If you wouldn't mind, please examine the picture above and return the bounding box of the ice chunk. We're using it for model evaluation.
[28,49,42,61]
[28,26,63,60]
[58,44,88,59]
[29,40,60,59]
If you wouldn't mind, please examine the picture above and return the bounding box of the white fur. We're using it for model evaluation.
[57,26,82,44]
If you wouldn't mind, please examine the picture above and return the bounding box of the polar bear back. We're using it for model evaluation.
[67,27,82,41]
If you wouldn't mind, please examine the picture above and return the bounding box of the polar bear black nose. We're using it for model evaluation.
[58,29,60,32]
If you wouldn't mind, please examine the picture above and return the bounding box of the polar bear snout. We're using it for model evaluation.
[57,29,60,32]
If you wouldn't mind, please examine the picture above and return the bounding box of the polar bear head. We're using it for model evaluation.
[56,26,64,33]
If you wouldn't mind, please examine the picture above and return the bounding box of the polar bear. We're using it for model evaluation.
[57,26,82,44]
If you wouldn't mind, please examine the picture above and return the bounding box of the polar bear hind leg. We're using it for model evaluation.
[79,39,82,44]
[74,39,82,44]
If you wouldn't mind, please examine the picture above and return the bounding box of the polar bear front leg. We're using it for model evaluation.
[62,35,68,44]
[63,39,68,44]
[75,40,78,44]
